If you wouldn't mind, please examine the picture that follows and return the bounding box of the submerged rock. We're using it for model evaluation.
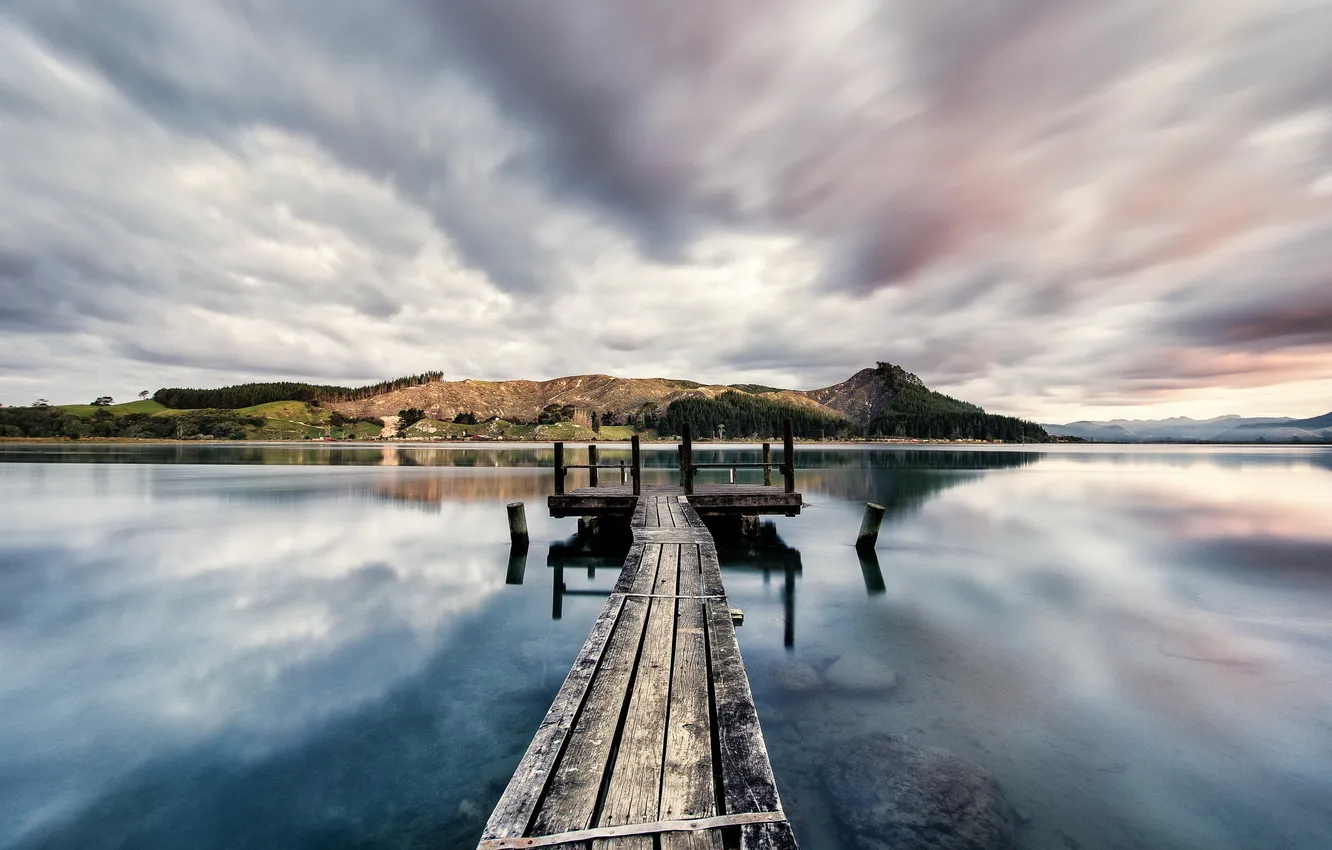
[823,734,1016,850]
[823,655,900,692]
[769,660,823,693]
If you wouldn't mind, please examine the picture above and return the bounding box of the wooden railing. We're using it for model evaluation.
[680,418,795,495]
[554,435,642,495]
[552,420,796,497]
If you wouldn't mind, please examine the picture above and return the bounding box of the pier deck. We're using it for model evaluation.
[480,495,797,849]
[549,484,802,518]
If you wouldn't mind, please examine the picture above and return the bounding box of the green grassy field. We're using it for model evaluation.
[236,401,328,420]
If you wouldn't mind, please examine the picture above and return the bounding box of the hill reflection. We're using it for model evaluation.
[793,449,1042,518]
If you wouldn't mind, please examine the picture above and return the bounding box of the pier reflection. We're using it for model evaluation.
[537,520,809,647]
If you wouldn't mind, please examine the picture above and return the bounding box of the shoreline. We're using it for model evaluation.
[2,437,1325,448]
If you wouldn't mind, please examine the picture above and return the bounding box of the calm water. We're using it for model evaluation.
[2,443,1331,849]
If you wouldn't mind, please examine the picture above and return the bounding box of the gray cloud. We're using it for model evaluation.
[2,0,1332,418]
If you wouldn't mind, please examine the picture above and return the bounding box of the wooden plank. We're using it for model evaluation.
[661,543,723,850]
[631,529,717,544]
[529,545,665,840]
[666,496,688,529]
[702,587,784,820]
[592,543,682,850]
[742,822,799,850]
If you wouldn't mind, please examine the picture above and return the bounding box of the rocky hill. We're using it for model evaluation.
[800,363,980,426]
[328,373,831,424]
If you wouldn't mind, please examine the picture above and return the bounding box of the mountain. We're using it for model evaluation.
[142,362,1049,442]
[1045,413,1332,443]
[1214,412,1332,443]
[798,363,1046,442]
[1044,421,1138,442]
[800,363,979,425]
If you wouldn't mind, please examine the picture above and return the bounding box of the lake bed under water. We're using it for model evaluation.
[1,442,1330,849]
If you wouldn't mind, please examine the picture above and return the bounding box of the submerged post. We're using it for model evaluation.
[619,460,627,485]
[782,418,795,493]
[762,442,772,486]
[630,434,641,496]
[553,441,566,495]
[507,501,530,548]
[588,444,599,488]
[682,423,694,495]
[856,502,885,550]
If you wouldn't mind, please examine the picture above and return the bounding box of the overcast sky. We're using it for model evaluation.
[2,1,1331,421]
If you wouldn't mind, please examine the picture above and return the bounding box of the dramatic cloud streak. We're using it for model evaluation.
[2,0,1331,419]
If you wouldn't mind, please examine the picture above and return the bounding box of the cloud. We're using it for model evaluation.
[2,0,1332,418]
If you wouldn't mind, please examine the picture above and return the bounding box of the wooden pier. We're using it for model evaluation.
[549,424,802,519]
[480,427,800,849]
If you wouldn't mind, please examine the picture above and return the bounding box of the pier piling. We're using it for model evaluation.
[506,502,529,548]
[856,502,886,550]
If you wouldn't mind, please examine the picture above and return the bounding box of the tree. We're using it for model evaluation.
[452,411,477,425]
[396,407,426,436]
[591,411,601,433]
[138,390,150,400]
[92,396,114,406]
[537,404,575,425]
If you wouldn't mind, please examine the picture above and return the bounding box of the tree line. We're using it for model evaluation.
[0,407,263,439]
[867,411,1048,442]
[153,371,448,409]
[657,391,851,439]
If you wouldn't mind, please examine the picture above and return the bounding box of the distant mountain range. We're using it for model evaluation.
[1044,413,1332,443]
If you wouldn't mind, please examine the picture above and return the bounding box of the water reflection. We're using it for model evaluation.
[4,445,1332,850]
[540,521,811,648]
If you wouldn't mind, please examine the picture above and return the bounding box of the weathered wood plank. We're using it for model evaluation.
[658,495,676,530]
[742,822,800,850]
[702,589,785,820]
[529,545,664,839]
[631,529,717,544]
[666,496,688,529]
[661,543,723,850]
[592,542,681,850]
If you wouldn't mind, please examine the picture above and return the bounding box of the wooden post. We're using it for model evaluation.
[588,444,599,488]
[682,423,694,495]
[762,442,772,487]
[782,418,795,494]
[553,441,565,495]
[619,460,626,485]
[506,501,530,548]
[729,464,736,484]
[630,435,641,496]
[856,502,885,550]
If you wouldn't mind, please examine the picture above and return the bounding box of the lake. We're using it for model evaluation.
[2,442,1330,849]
